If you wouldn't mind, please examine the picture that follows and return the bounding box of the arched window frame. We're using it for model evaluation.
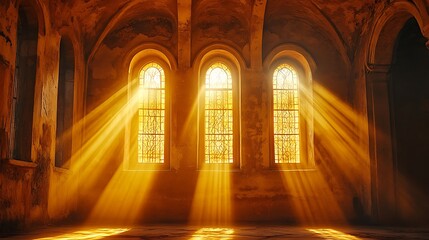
[268,57,314,169]
[10,1,40,162]
[198,56,241,169]
[125,56,171,170]
[55,35,75,169]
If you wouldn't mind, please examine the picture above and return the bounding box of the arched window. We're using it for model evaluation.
[125,48,172,171]
[265,47,315,169]
[199,60,239,168]
[137,62,166,164]
[272,64,300,163]
[55,36,75,168]
[269,56,314,169]
[11,2,38,161]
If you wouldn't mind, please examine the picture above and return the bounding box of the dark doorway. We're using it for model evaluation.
[390,18,429,222]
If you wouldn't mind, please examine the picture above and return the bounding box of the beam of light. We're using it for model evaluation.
[49,76,163,225]
[307,228,361,240]
[83,76,163,224]
[48,83,135,220]
[277,82,371,225]
[33,228,130,240]
[85,163,160,224]
[189,165,233,226]
[190,227,235,240]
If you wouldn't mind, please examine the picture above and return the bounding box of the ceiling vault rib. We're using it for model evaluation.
[178,0,192,68]
[250,0,267,70]
[87,0,138,64]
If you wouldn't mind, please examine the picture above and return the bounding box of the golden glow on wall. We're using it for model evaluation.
[34,228,130,240]
[308,228,361,240]
[273,64,300,163]
[191,227,234,240]
[190,165,232,225]
[138,63,165,163]
[204,62,233,164]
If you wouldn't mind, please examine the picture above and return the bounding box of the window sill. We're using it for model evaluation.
[7,159,37,168]
[268,168,317,172]
[122,169,172,172]
[197,168,241,173]
[54,167,71,174]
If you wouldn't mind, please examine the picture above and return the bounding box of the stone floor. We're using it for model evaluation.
[2,225,429,239]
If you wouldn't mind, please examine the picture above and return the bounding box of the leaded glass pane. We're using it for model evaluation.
[273,64,300,163]
[138,63,165,163]
[204,62,233,164]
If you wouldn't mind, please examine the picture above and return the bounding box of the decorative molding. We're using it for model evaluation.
[8,159,37,168]
[365,63,390,73]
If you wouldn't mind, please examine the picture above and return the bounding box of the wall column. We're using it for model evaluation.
[366,64,396,223]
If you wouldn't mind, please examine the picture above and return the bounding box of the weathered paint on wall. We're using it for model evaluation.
[0,0,83,230]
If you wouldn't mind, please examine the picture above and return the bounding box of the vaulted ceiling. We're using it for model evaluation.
[48,0,429,66]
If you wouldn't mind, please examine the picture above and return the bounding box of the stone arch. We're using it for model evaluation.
[365,0,429,224]
[18,0,47,36]
[193,43,246,74]
[368,1,428,66]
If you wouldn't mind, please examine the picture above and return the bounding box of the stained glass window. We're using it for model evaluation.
[204,62,233,164]
[273,64,300,163]
[138,63,165,163]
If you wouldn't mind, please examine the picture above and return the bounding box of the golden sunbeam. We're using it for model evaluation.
[49,76,161,225]
[70,93,140,203]
[278,169,346,224]
[307,228,361,240]
[80,76,163,224]
[276,82,370,225]
[34,228,130,240]
[310,83,370,174]
[48,84,138,219]
[190,165,233,226]
[180,83,203,143]
[85,164,160,225]
[190,227,234,240]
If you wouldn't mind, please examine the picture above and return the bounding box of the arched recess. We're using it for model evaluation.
[124,46,175,170]
[390,18,429,223]
[263,44,316,168]
[55,35,75,168]
[88,1,177,65]
[366,0,429,223]
[193,44,244,169]
[193,44,246,74]
[11,0,41,161]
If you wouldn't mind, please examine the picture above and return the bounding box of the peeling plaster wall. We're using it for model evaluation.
[0,0,82,231]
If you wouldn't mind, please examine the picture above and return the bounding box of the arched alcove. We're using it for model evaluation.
[11,1,39,161]
[55,36,75,168]
[390,18,429,223]
[366,1,429,224]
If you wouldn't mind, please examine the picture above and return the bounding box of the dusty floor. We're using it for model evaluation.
[1,225,429,239]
